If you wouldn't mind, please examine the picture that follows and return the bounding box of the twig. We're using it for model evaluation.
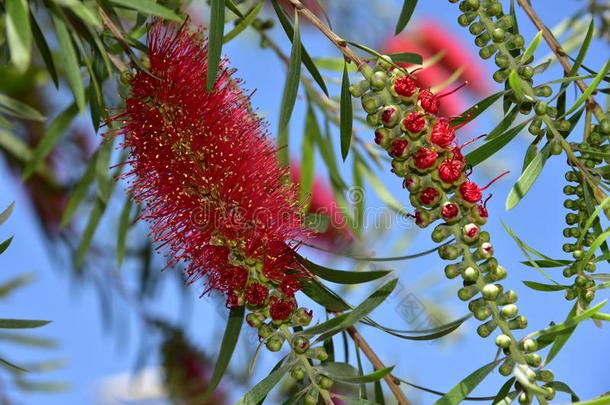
[286,0,367,71]
[516,0,605,120]
[346,326,411,405]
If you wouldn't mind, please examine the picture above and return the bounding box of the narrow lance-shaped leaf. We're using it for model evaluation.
[23,103,78,180]
[0,319,50,329]
[300,105,317,205]
[521,30,543,63]
[117,197,133,266]
[278,10,302,146]
[51,11,86,113]
[433,360,501,405]
[0,95,45,122]
[223,1,264,43]
[270,0,328,96]
[6,0,32,72]
[299,256,391,285]
[506,142,552,210]
[207,0,225,92]
[0,237,14,255]
[234,362,289,404]
[466,120,528,167]
[563,59,610,117]
[394,0,418,35]
[450,91,505,127]
[204,306,245,400]
[60,154,98,228]
[0,202,15,226]
[340,61,353,161]
[109,0,181,21]
[31,11,59,86]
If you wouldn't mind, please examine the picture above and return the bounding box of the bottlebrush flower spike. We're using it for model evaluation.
[117,21,309,311]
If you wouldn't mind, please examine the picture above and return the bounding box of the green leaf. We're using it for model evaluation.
[0,319,50,329]
[299,256,391,285]
[205,306,245,401]
[53,0,101,27]
[364,314,470,341]
[23,103,78,180]
[582,229,610,265]
[0,95,45,122]
[521,31,543,63]
[386,52,422,65]
[51,11,86,113]
[270,0,328,96]
[466,120,527,167]
[278,10,302,135]
[317,280,398,342]
[398,376,498,401]
[301,278,351,312]
[109,0,181,21]
[300,105,317,204]
[0,237,14,255]
[75,199,105,267]
[0,357,28,373]
[319,362,394,384]
[223,1,263,43]
[563,59,610,117]
[547,381,580,402]
[234,363,289,405]
[6,0,32,72]
[30,12,59,88]
[485,106,520,141]
[60,150,98,228]
[521,259,570,268]
[0,202,15,226]
[433,360,501,405]
[0,273,34,297]
[492,377,516,404]
[207,0,225,92]
[535,300,607,340]
[523,281,569,292]
[335,397,382,405]
[0,333,56,348]
[117,197,133,266]
[14,379,69,392]
[507,70,527,102]
[505,142,551,210]
[450,91,505,127]
[394,0,418,35]
[340,61,353,161]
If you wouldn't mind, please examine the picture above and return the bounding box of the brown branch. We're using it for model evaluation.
[516,0,604,119]
[285,0,367,71]
[347,326,411,405]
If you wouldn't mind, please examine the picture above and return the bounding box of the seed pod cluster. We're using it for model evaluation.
[562,119,610,304]
[350,55,555,402]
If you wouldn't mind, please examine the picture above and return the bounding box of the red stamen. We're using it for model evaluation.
[481,171,510,191]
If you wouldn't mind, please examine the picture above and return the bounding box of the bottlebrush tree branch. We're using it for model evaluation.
[516,0,605,120]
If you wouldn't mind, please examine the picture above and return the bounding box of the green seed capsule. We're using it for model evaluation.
[534,85,553,97]
[518,392,532,405]
[458,14,472,26]
[475,33,491,47]
[489,265,507,281]
[465,0,480,10]
[439,244,461,260]
[458,285,480,301]
[551,141,563,155]
[376,55,393,70]
[444,264,462,279]
[474,306,491,320]
[432,224,453,243]
[584,290,596,302]
[486,3,502,16]
[493,69,508,83]
[599,119,610,134]
[543,386,556,401]
[495,54,509,68]
[558,119,571,131]
[534,101,548,116]
[479,45,497,59]
[565,287,577,300]
[291,335,310,354]
[509,34,525,49]
[495,334,511,348]
[462,266,480,282]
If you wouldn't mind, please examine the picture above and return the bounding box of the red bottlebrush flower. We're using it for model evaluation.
[463,223,480,239]
[441,202,460,221]
[374,129,385,145]
[280,275,300,297]
[391,139,409,158]
[381,105,399,127]
[459,181,482,203]
[402,112,426,134]
[413,147,438,169]
[438,158,464,184]
[418,89,440,114]
[393,75,418,97]
[430,118,456,149]
[478,204,489,219]
[245,283,269,306]
[419,187,440,206]
[118,21,309,304]
[269,296,296,321]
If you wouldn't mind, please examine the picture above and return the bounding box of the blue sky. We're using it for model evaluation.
[0,1,608,404]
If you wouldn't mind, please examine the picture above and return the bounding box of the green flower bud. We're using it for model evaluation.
[498,290,518,305]
[575,275,588,287]
[366,112,380,127]
[508,34,525,49]
[432,224,453,243]
[519,66,534,79]
[565,287,577,300]
[543,386,556,401]
[479,45,497,59]
[518,392,532,405]
[462,266,480,282]
[492,28,505,42]
[247,312,265,328]
[291,335,310,354]
[258,324,274,339]
[495,334,511,348]
[477,320,497,337]
[314,347,329,361]
[469,22,485,35]
[585,261,596,273]
[536,370,554,383]
[489,265,507,281]
[266,337,284,352]
[499,358,515,376]
[318,375,334,390]
[361,93,382,113]
[508,315,528,330]
[475,32,491,47]
[119,70,133,85]
[584,290,596,302]
[494,54,509,68]
[525,367,537,382]
[486,2,502,16]
[304,389,319,405]
[496,15,514,30]
[290,366,305,380]
[458,285,480,301]
[525,353,542,367]
[458,14,472,26]
[599,119,610,135]
[521,339,538,353]
[370,71,388,90]
[474,306,491,320]
[349,80,370,97]
[534,85,553,97]
[482,283,501,301]
[445,264,462,279]
[439,244,461,260]
[493,69,508,83]
[534,101,548,116]
[465,0,480,10]
[501,304,518,318]
[376,55,393,70]
[572,249,584,259]
[558,119,571,131]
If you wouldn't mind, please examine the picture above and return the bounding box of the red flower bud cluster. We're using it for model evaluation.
[116,21,309,313]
